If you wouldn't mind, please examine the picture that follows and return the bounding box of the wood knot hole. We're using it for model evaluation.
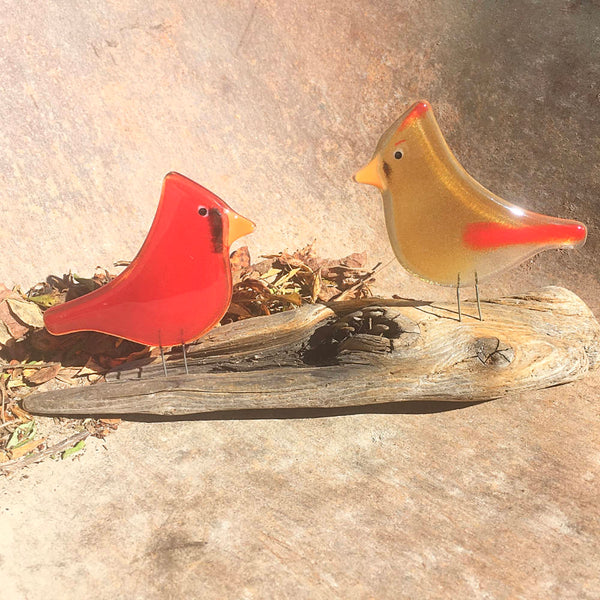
[303,307,419,365]
[475,337,514,367]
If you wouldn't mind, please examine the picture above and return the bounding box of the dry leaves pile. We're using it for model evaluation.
[226,243,376,322]
[0,243,376,475]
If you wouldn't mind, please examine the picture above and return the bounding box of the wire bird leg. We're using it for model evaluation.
[159,346,168,377]
[182,343,189,375]
[456,272,483,322]
[179,329,189,375]
[475,272,482,321]
[456,273,462,322]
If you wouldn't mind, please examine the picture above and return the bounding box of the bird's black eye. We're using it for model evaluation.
[394,150,403,160]
[198,206,208,216]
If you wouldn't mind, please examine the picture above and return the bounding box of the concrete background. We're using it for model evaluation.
[1,1,599,598]
[0,0,597,308]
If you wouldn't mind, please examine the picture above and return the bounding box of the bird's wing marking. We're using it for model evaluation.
[463,222,586,249]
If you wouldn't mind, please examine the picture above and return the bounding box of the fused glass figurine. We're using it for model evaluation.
[354,100,587,319]
[44,172,255,362]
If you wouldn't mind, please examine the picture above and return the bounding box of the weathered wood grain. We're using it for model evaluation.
[23,287,600,416]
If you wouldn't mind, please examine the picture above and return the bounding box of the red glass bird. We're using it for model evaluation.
[44,172,255,350]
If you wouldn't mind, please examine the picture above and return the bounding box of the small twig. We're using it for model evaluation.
[1,362,62,371]
[0,380,6,423]
[0,430,89,476]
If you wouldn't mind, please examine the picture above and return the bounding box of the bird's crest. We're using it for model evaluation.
[397,101,429,132]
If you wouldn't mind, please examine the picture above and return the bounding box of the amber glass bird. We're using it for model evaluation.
[44,173,255,355]
[354,100,586,317]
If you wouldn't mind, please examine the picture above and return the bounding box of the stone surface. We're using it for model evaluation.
[3,373,600,599]
[1,1,599,598]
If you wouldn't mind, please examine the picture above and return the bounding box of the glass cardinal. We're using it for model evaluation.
[353,100,587,319]
[44,172,255,349]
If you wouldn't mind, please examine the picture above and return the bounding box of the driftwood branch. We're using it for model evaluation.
[23,287,599,416]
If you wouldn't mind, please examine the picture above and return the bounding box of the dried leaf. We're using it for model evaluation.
[230,246,251,271]
[62,439,85,459]
[0,283,19,303]
[28,292,63,309]
[226,303,255,318]
[7,378,26,389]
[317,282,342,302]
[6,298,44,329]
[24,363,62,385]
[252,259,275,276]
[11,405,32,422]
[260,267,282,281]
[10,437,46,459]
[55,367,80,385]
[271,292,303,306]
[0,321,12,345]
[72,275,99,294]
[340,252,367,269]
[273,267,301,289]
[311,269,322,303]
[0,300,29,340]
[7,420,36,449]
[100,346,151,369]
[77,358,106,378]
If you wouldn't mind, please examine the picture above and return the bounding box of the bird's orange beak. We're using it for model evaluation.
[227,209,255,246]
[353,157,384,190]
